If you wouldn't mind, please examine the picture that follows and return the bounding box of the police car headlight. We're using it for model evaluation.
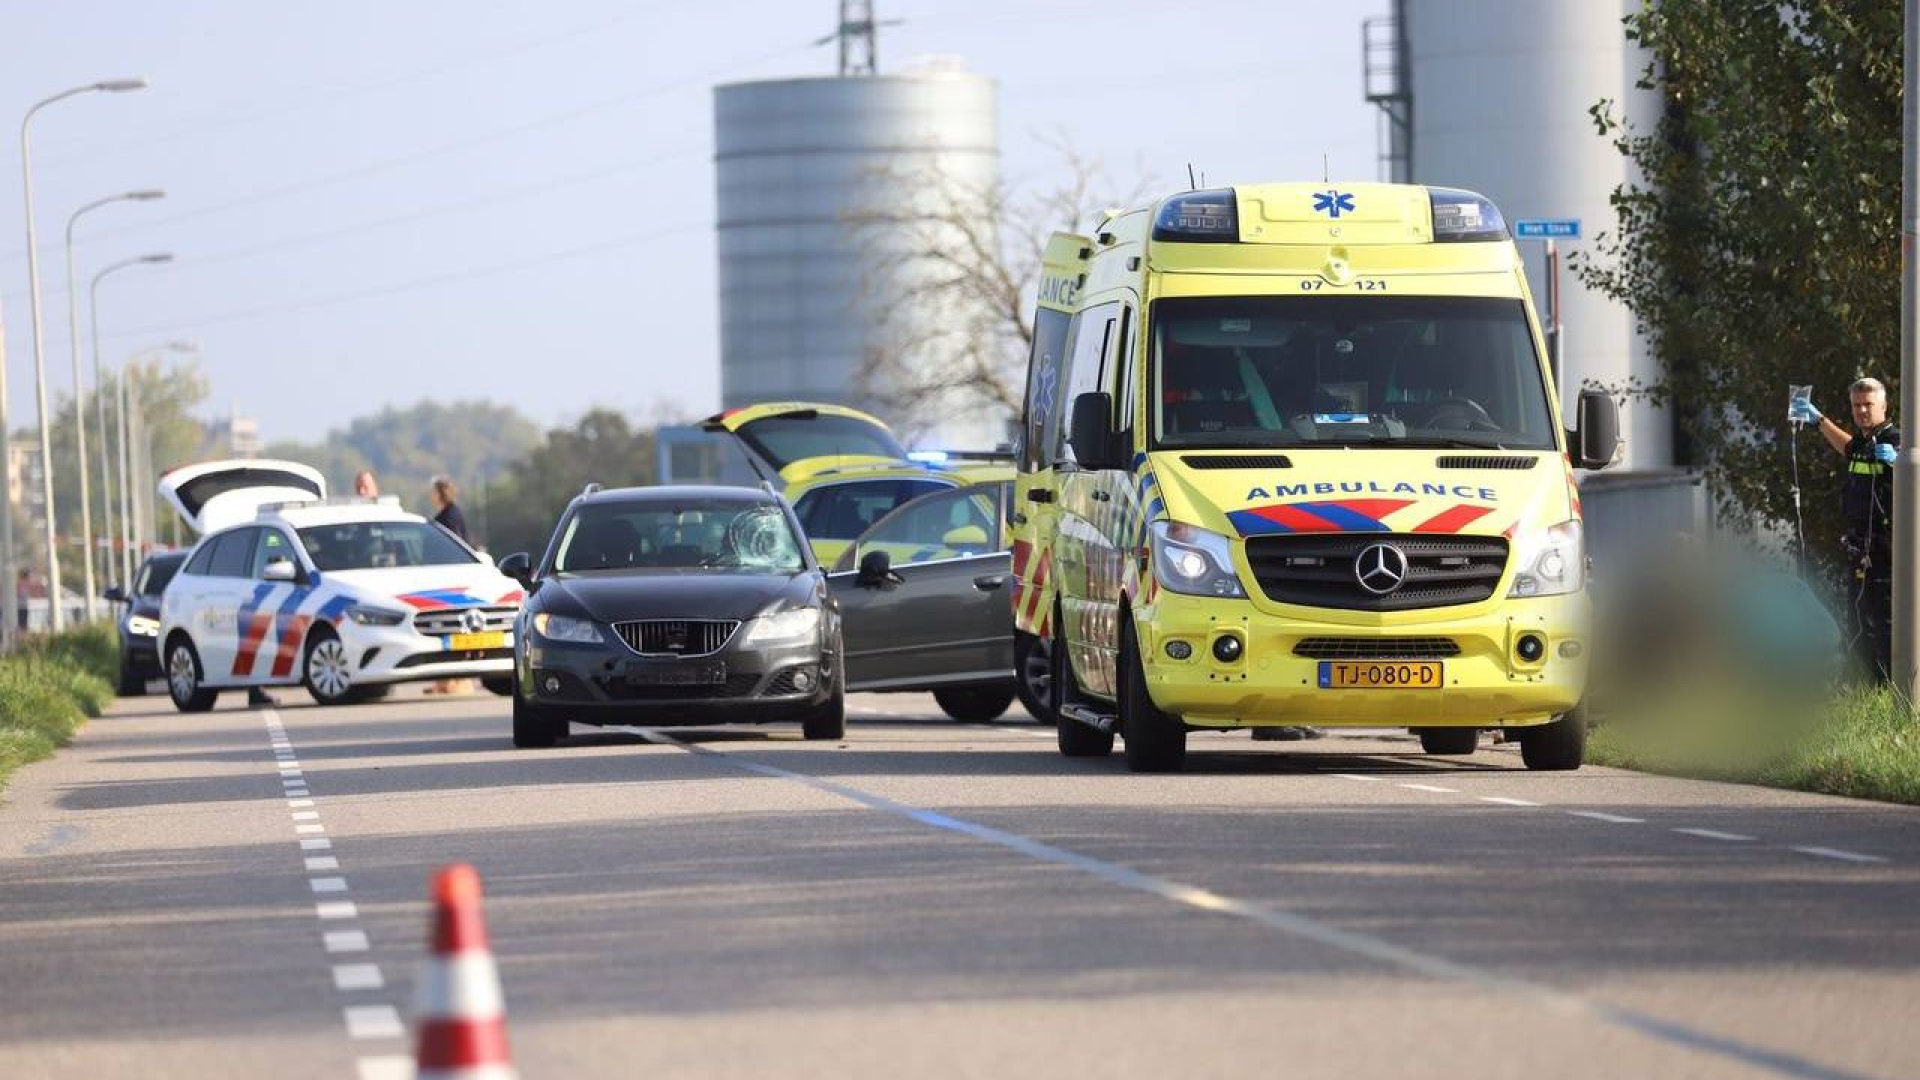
[1150,521,1246,598]
[126,615,160,637]
[1508,519,1584,598]
[532,612,603,644]
[346,604,408,627]
[741,607,820,646]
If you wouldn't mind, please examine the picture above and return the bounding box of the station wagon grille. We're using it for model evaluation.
[1244,534,1508,612]
[1292,636,1462,660]
[413,605,516,636]
[612,619,740,657]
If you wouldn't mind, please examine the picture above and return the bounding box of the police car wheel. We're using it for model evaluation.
[302,630,356,706]
[1417,727,1479,755]
[1520,707,1586,771]
[1013,632,1055,724]
[1053,609,1114,758]
[166,639,219,713]
[1119,619,1186,773]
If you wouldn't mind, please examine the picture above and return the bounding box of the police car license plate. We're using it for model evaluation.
[448,631,506,651]
[627,663,726,687]
[1318,661,1443,689]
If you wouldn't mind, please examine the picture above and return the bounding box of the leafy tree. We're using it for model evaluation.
[1576,1,1902,572]
[483,410,658,559]
[264,399,539,524]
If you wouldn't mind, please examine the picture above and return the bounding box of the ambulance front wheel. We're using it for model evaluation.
[1520,706,1587,771]
[303,627,357,707]
[1119,619,1185,773]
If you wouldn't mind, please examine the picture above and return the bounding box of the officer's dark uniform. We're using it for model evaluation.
[1841,422,1899,680]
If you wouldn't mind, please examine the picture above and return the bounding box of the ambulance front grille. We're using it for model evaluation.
[1435,455,1539,470]
[1292,636,1461,660]
[1244,535,1508,612]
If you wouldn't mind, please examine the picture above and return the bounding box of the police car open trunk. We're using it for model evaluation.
[158,459,327,535]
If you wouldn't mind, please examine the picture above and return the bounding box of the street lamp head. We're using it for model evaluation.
[94,78,149,93]
[127,189,166,201]
[139,253,173,265]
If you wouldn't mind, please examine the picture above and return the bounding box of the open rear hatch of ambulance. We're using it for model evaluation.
[158,459,326,535]
[700,402,910,482]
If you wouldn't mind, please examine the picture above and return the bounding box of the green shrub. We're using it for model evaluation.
[23,624,120,686]
[0,648,112,793]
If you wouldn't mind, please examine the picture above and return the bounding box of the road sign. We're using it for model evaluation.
[1514,218,1581,239]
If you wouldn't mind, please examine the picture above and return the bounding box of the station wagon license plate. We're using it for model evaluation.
[626,663,726,687]
[1318,661,1443,690]
[448,631,507,651]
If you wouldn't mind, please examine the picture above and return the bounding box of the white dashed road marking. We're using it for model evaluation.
[316,901,359,920]
[1791,846,1888,865]
[333,963,386,991]
[325,930,372,953]
[1673,828,1754,843]
[356,1055,415,1080]
[344,1005,406,1040]
[1565,810,1645,825]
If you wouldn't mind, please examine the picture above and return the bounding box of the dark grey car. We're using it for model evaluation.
[501,486,844,747]
[826,481,1021,721]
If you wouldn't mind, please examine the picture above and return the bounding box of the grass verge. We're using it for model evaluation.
[0,625,118,794]
[1588,684,1920,805]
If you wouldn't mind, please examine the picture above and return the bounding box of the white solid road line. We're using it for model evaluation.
[1791,846,1889,865]
[617,725,1875,1080]
[1565,810,1646,825]
[1400,783,1460,794]
[1672,828,1755,842]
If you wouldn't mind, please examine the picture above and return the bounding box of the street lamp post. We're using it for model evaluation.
[117,340,194,588]
[65,190,164,617]
[20,77,148,632]
[88,254,173,589]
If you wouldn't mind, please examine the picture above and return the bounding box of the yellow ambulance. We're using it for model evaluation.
[1024,182,1618,772]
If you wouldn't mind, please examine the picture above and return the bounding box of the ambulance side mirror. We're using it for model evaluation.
[1069,392,1121,471]
[1574,390,1620,470]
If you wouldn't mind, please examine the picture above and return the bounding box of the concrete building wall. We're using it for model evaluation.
[1406,0,1669,471]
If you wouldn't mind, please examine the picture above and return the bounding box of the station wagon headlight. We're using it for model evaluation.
[741,606,821,646]
[532,612,603,644]
[1150,521,1246,598]
[126,615,160,637]
[1508,519,1584,598]
[346,604,408,627]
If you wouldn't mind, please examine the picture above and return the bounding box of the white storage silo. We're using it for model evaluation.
[714,66,1002,448]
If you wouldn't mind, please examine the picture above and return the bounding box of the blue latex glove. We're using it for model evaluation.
[1874,442,1898,465]
[1789,397,1822,424]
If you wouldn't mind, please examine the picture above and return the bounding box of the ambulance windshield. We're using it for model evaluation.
[1150,295,1556,451]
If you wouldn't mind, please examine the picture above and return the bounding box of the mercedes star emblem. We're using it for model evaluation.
[461,608,487,634]
[1354,543,1410,595]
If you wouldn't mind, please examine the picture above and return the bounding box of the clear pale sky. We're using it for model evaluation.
[0,0,1389,442]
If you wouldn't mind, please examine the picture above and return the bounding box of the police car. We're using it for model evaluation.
[156,460,523,711]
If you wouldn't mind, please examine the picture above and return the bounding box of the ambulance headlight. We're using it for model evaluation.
[346,604,408,627]
[1152,189,1239,242]
[1508,519,1584,598]
[1429,187,1508,243]
[1150,521,1246,598]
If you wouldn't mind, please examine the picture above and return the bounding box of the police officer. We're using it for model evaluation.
[1791,377,1900,680]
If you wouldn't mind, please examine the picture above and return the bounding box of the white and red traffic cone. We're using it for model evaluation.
[415,864,517,1080]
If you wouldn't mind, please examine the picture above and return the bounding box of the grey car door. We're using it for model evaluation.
[828,484,1015,691]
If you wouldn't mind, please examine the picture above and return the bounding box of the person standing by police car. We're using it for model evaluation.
[1791,377,1900,680]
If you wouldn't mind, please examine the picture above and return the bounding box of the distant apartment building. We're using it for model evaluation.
[6,439,45,532]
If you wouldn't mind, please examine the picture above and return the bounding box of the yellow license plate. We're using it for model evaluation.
[1318,661,1443,689]
[448,631,506,651]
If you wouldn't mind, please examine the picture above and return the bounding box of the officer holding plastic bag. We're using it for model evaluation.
[1791,377,1900,680]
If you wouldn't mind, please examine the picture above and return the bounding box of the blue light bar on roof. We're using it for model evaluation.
[1152,189,1238,242]
[1428,187,1509,243]
[906,450,950,465]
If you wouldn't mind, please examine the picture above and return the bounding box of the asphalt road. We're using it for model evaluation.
[2,687,1917,1079]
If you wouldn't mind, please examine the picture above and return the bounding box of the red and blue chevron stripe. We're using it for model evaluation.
[1228,499,1496,536]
